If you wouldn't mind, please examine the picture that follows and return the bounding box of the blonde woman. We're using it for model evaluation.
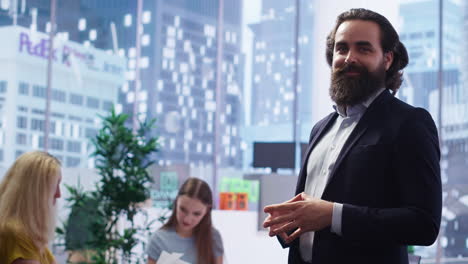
[0,151,62,264]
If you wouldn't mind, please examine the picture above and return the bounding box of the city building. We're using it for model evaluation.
[0,0,245,168]
[243,1,314,170]
[249,1,313,128]
[398,0,462,113]
[399,0,468,257]
[0,25,125,167]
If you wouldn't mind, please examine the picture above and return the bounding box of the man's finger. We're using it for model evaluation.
[271,220,298,236]
[285,227,304,244]
[278,231,288,241]
[269,228,288,241]
[264,202,298,214]
[300,192,311,200]
[268,224,287,236]
[263,203,279,213]
[263,193,304,213]
[262,214,274,226]
[263,211,295,228]
[286,193,304,203]
[268,227,288,239]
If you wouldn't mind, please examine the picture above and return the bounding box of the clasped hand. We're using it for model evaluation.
[262,192,334,244]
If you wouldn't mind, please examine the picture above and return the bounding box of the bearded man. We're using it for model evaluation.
[263,8,442,264]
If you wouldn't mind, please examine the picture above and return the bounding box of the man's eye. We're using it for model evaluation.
[335,47,347,53]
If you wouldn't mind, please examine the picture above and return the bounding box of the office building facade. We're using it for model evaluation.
[0,0,245,168]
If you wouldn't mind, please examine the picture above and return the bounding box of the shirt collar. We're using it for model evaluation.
[333,88,386,117]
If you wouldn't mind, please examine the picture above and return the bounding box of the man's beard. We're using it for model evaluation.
[330,62,386,107]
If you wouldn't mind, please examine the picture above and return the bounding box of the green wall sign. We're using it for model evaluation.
[219,178,259,203]
[151,171,179,208]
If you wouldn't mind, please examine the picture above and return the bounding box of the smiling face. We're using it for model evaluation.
[175,195,209,237]
[330,19,393,106]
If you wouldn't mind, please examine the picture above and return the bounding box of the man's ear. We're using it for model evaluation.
[384,51,394,71]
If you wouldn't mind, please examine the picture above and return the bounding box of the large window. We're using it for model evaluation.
[1,0,466,262]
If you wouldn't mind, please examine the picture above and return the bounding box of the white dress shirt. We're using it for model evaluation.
[299,88,386,263]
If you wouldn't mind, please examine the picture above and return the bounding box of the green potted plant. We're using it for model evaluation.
[57,108,159,263]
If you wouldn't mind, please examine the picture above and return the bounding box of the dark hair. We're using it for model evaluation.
[325,8,409,94]
[163,178,215,264]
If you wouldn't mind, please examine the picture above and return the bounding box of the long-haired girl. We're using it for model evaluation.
[147,177,223,264]
[0,151,62,264]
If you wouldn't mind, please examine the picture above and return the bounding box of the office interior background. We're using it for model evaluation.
[0,0,467,263]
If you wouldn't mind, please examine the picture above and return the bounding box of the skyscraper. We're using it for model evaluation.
[0,26,125,167]
[398,0,462,112]
[0,0,245,168]
[144,0,244,168]
[249,1,313,128]
[399,0,468,257]
[242,1,314,170]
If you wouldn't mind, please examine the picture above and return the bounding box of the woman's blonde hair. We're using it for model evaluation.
[0,151,61,250]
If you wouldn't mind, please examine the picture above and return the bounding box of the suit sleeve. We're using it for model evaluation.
[277,233,290,249]
[341,108,442,246]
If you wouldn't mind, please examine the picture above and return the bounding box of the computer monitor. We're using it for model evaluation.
[253,142,295,172]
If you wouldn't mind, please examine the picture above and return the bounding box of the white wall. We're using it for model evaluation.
[212,210,288,264]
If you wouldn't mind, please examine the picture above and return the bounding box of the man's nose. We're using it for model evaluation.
[345,51,357,64]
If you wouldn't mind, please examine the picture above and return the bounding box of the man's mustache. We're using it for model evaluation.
[334,63,368,76]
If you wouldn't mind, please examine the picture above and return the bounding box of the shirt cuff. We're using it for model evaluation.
[331,202,343,236]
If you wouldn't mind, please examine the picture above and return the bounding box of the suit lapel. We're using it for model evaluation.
[295,113,338,194]
[326,116,370,186]
[324,90,392,190]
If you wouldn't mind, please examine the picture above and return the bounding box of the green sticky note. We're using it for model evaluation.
[220,177,231,192]
[249,180,259,202]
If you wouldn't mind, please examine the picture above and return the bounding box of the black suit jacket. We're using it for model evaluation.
[285,90,442,264]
